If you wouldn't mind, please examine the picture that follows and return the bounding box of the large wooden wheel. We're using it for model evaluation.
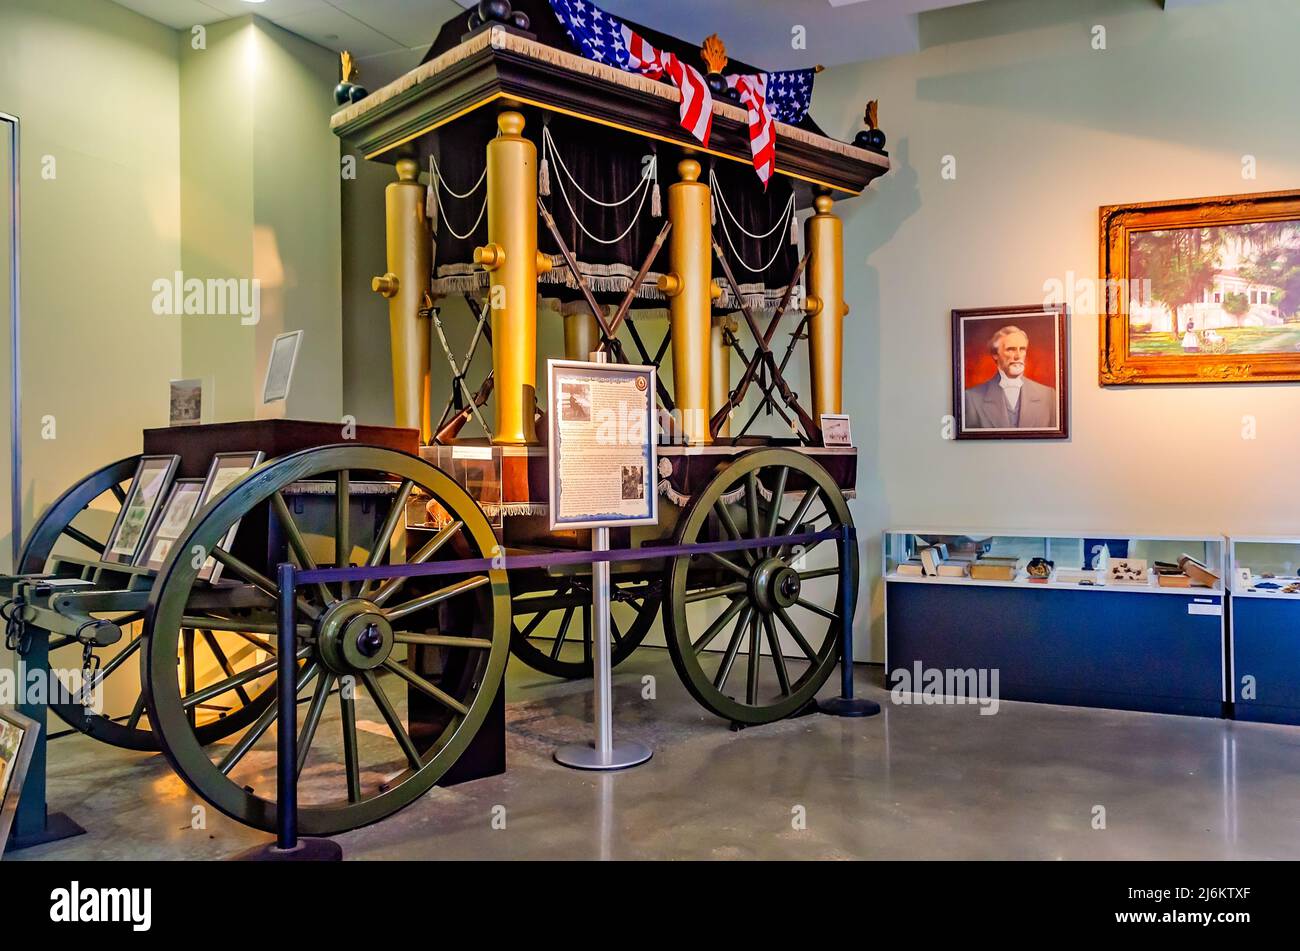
[509,574,660,679]
[144,445,510,836]
[663,448,855,725]
[13,456,275,750]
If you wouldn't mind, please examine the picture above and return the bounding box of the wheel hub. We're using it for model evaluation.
[751,557,800,613]
[317,599,394,674]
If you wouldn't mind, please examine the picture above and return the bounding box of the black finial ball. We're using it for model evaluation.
[479,0,511,23]
[854,128,887,152]
[509,10,531,30]
[706,73,728,97]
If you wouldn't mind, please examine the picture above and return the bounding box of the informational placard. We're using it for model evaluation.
[547,359,658,530]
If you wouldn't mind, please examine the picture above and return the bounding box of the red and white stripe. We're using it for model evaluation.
[728,73,775,188]
[621,25,713,146]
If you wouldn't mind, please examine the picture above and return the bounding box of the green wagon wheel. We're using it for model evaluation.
[13,456,276,750]
[663,448,855,725]
[144,445,510,836]
[509,575,660,679]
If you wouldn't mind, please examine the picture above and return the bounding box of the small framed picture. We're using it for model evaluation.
[952,304,1069,440]
[820,413,853,447]
[102,455,181,564]
[1,706,40,854]
[262,330,303,404]
[135,479,204,572]
[196,452,265,582]
[169,378,204,427]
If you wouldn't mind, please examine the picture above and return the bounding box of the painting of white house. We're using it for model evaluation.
[1127,220,1300,356]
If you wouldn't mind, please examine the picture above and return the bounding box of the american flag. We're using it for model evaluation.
[547,0,713,145]
[728,69,815,187]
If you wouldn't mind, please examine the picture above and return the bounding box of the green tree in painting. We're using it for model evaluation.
[1223,291,1250,326]
[1131,227,1218,335]
[1240,221,1300,320]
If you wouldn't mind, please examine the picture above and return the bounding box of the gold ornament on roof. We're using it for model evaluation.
[700,34,728,75]
[341,50,358,84]
[865,100,879,130]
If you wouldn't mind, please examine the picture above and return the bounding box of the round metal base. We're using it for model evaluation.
[818,696,882,718]
[231,838,344,862]
[554,740,653,771]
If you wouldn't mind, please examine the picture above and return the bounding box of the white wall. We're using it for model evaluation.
[812,0,1300,660]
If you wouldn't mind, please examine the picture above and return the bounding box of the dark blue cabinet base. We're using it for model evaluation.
[886,581,1224,718]
[1231,598,1300,725]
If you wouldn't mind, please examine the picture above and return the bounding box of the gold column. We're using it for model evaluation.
[709,314,737,438]
[371,156,432,442]
[474,111,551,445]
[804,193,848,420]
[657,158,720,445]
[563,309,601,361]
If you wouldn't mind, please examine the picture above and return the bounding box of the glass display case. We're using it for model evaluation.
[884,529,1225,594]
[1229,536,1300,598]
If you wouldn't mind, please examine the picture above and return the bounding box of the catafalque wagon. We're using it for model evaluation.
[1,0,889,838]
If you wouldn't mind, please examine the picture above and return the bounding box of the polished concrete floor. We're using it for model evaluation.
[11,649,1300,860]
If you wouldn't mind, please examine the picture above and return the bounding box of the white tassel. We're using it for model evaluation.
[651,180,662,218]
[538,152,551,197]
[710,191,717,226]
[790,205,799,245]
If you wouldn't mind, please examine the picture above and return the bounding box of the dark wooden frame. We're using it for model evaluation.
[951,303,1070,441]
[1100,189,1300,385]
[102,454,181,565]
[0,706,39,855]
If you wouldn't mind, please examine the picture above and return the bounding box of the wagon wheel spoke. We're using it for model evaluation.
[763,615,792,696]
[763,465,789,556]
[359,479,414,599]
[795,598,839,622]
[382,658,470,717]
[705,551,749,579]
[339,684,362,803]
[218,663,318,776]
[61,524,106,556]
[383,575,490,622]
[109,482,127,505]
[183,647,308,711]
[610,614,624,646]
[296,672,335,778]
[89,633,144,689]
[712,605,753,691]
[745,472,763,549]
[777,485,823,553]
[360,669,422,770]
[126,691,148,730]
[371,520,464,608]
[685,581,747,603]
[550,605,577,660]
[713,498,756,566]
[745,613,761,704]
[393,631,493,650]
[199,629,251,707]
[271,492,335,608]
[210,547,321,621]
[799,566,839,581]
[692,595,746,653]
[772,605,820,664]
[335,470,352,599]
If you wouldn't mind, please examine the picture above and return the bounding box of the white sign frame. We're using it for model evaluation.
[547,358,658,531]
[262,330,303,404]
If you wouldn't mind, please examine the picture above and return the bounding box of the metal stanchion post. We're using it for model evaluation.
[234,563,342,860]
[818,524,881,718]
[555,352,652,770]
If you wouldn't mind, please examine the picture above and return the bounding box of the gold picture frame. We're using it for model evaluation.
[1100,189,1300,385]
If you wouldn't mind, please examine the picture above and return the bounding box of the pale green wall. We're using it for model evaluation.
[0,0,182,571]
[180,15,342,423]
[812,0,1300,659]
